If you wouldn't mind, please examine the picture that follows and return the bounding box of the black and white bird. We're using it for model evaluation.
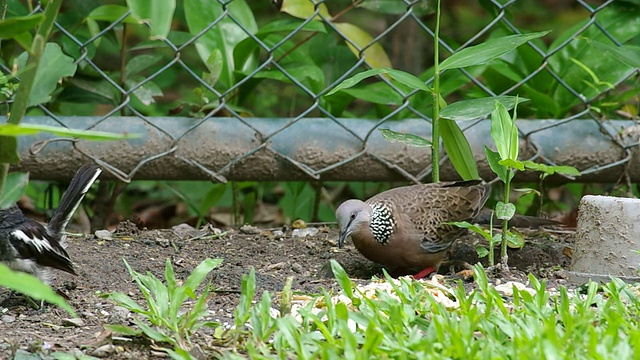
[0,164,102,283]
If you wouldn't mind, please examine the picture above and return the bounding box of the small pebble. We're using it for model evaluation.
[292,228,319,238]
[94,230,112,240]
[239,224,261,234]
[1,315,16,323]
[291,263,304,274]
[62,318,85,327]
[91,344,116,357]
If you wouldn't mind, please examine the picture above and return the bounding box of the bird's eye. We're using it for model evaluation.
[350,214,356,220]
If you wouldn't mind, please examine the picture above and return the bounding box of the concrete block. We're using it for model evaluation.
[569,195,640,282]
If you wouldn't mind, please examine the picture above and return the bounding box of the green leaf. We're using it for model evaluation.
[341,82,404,105]
[103,324,143,336]
[499,158,525,171]
[496,201,516,221]
[126,0,176,39]
[0,123,139,140]
[85,5,139,24]
[184,0,257,89]
[334,22,392,69]
[126,78,163,106]
[440,96,529,121]
[0,264,75,315]
[0,172,29,209]
[15,43,77,107]
[448,221,492,242]
[441,119,479,180]
[484,146,510,183]
[330,260,355,300]
[476,246,489,258]
[505,229,525,249]
[203,49,223,87]
[280,0,331,20]
[584,39,640,68]
[0,14,44,39]
[379,128,431,147]
[522,160,581,176]
[490,101,519,161]
[184,258,223,292]
[125,54,163,77]
[358,0,433,15]
[440,31,550,70]
[326,68,430,96]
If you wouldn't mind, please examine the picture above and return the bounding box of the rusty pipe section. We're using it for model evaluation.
[9,116,638,183]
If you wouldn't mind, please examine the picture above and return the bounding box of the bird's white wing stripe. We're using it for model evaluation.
[12,229,55,253]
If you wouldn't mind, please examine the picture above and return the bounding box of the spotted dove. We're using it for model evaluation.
[335,180,555,279]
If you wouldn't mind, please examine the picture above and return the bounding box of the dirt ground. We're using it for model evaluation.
[0,222,573,359]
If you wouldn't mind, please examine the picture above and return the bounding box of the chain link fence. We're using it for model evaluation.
[4,0,640,183]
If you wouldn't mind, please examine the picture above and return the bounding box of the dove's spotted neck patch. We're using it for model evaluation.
[369,202,395,245]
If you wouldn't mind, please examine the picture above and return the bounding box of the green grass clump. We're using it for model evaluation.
[106,258,222,359]
[226,261,640,359]
[106,258,640,359]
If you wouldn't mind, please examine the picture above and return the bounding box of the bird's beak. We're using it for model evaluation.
[338,228,348,248]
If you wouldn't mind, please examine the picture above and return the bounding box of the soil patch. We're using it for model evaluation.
[0,224,573,358]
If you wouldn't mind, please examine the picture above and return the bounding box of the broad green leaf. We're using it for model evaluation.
[15,43,77,107]
[490,101,518,161]
[330,260,355,300]
[496,201,516,221]
[0,136,19,164]
[505,229,525,248]
[440,96,529,121]
[334,23,392,69]
[485,146,511,183]
[0,123,139,140]
[379,128,431,147]
[103,324,143,336]
[204,49,223,87]
[342,82,404,105]
[326,68,429,96]
[0,172,29,209]
[499,158,525,171]
[184,0,257,89]
[476,246,489,258]
[549,7,640,115]
[257,19,327,36]
[0,14,44,39]
[184,258,223,293]
[280,0,331,20]
[440,31,550,70]
[125,54,162,77]
[448,221,492,242]
[126,78,163,106]
[584,40,640,68]
[441,119,479,180]
[358,0,433,15]
[522,161,581,176]
[126,0,176,39]
[86,5,139,24]
[253,64,325,94]
[0,264,75,316]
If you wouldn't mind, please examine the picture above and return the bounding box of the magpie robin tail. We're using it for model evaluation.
[47,164,102,241]
[0,164,102,283]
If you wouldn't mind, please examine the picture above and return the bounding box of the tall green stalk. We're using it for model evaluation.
[0,0,63,200]
[431,0,442,183]
[501,177,511,265]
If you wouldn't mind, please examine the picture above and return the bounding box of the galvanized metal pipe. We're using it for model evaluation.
[9,117,637,183]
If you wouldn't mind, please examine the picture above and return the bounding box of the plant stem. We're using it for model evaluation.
[489,214,494,266]
[501,173,512,266]
[0,0,63,202]
[431,0,442,183]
